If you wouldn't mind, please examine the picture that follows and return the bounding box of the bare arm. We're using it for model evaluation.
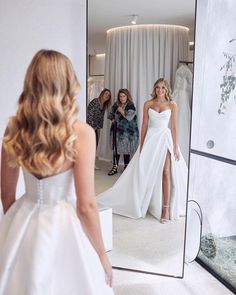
[1,129,19,213]
[140,101,150,151]
[73,122,112,286]
[170,102,180,160]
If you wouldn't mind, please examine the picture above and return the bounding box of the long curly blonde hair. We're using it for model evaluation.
[151,78,172,101]
[3,49,80,176]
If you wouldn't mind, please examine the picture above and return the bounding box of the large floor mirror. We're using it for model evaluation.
[88,0,195,277]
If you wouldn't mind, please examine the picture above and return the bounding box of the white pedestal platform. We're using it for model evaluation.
[98,206,113,252]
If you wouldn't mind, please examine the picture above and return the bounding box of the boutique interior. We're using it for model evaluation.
[0,0,235,294]
[88,0,236,294]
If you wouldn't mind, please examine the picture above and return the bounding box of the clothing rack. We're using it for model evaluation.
[179,60,193,65]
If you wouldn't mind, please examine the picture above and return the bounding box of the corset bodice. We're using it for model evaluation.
[23,169,74,206]
[148,108,171,129]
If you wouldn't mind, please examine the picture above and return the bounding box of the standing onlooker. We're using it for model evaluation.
[87,88,111,146]
[108,89,139,175]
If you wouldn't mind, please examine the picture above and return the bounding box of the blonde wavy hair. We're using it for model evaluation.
[3,49,80,176]
[151,78,172,101]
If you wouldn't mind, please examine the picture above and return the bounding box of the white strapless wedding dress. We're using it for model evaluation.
[0,169,114,295]
[97,108,188,220]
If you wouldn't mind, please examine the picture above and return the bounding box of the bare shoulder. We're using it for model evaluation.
[144,99,153,109]
[169,100,177,111]
[73,122,95,141]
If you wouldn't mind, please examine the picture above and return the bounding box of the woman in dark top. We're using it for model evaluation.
[108,89,139,175]
[87,88,111,146]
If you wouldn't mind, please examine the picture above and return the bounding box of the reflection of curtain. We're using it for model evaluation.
[97,25,189,160]
[87,76,104,103]
[173,65,193,164]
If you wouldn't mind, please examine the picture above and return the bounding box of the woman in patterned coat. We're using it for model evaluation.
[108,89,139,175]
[87,88,111,146]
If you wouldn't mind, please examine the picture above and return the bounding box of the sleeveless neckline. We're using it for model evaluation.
[24,168,73,181]
[149,108,171,114]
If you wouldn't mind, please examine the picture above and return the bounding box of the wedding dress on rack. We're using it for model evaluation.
[97,108,188,221]
[88,77,104,103]
[173,64,193,164]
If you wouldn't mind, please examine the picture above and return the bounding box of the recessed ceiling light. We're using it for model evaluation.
[131,14,138,25]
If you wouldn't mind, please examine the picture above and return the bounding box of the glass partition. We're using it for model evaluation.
[189,0,236,292]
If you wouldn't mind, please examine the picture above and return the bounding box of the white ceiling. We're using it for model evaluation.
[88,0,196,54]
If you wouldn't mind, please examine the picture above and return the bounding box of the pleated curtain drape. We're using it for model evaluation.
[97,24,189,161]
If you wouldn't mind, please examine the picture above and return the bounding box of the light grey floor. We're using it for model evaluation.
[95,159,233,294]
[108,214,185,276]
[112,262,233,295]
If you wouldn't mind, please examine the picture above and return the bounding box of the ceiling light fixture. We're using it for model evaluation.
[107,24,189,34]
[131,14,138,25]
[95,53,106,57]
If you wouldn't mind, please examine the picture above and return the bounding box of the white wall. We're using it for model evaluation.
[89,54,105,76]
[0,0,86,197]
[0,0,86,139]
[191,0,236,159]
[189,0,236,237]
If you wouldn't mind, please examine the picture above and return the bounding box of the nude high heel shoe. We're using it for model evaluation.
[160,205,170,224]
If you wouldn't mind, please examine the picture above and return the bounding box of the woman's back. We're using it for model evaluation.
[0,50,113,294]
[0,167,113,294]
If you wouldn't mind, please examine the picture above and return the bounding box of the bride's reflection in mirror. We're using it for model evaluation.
[88,0,195,277]
[88,78,191,276]
[97,78,187,222]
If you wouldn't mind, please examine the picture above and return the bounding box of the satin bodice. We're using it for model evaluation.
[148,108,171,129]
[23,169,74,206]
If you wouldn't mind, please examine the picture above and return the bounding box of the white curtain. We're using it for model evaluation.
[97,25,189,161]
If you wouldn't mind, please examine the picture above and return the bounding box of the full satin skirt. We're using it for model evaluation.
[0,194,113,295]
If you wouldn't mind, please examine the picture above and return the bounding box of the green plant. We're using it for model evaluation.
[218,39,236,114]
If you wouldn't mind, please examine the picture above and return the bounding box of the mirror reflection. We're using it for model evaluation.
[88,0,195,276]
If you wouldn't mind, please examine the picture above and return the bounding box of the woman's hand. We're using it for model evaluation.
[174,146,180,161]
[117,106,125,116]
[99,253,113,287]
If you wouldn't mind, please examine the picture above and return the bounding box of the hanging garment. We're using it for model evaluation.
[173,64,193,164]
[0,169,114,295]
[97,108,187,220]
[88,77,104,103]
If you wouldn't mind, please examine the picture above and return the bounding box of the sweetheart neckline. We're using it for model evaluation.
[24,168,73,181]
[149,108,171,114]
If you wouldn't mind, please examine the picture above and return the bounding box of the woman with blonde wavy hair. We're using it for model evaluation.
[0,49,114,294]
[98,78,187,224]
